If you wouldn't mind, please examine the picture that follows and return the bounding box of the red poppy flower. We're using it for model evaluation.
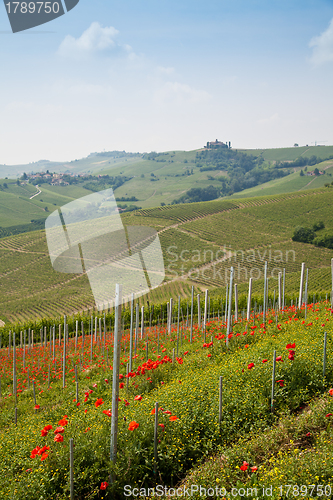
[100,481,109,490]
[262,359,268,363]
[158,423,165,430]
[134,395,142,401]
[329,389,333,396]
[119,382,125,389]
[103,409,112,417]
[128,421,139,431]
[276,356,283,362]
[251,466,258,472]
[306,432,311,437]
[58,417,68,426]
[248,363,254,369]
[44,425,53,431]
[276,380,284,387]
[169,415,178,421]
[54,433,64,442]
[240,461,248,471]
[326,413,332,417]
[30,446,41,458]
[124,399,130,406]
[34,404,40,410]
[54,426,65,434]
[95,398,104,408]
[41,452,49,461]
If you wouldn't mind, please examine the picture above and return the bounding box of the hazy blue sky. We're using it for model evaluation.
[1,0,333,164]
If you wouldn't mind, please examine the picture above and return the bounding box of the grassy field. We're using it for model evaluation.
[0,300,333,498]
[1,188,333,325]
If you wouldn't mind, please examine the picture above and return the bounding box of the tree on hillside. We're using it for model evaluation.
[292,226,315,244]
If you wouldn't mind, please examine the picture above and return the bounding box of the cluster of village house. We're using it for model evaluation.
[25,172,89,186]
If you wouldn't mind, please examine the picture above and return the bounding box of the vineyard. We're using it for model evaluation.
[1,293,333,498]
[0,188,333,326]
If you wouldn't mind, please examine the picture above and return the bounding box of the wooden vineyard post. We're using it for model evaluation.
[13,331,17,407]
[129,294,134,372]
[271,350,276,413]
[23,331,26,369]
[75,321,78,351]
[204,289,208,343]
[331,258,333,296]
[135,303,139,357]
[90,316,93,363]
[247,277,253,321]
[263,261,267,327]
[226,267,234,346]
[169,298,173,335]
[304,269,309,320]
[154,401,159,475]
[103,312,106,353]
[298,262,305,309]
[234,284,238,322]
[110,284,122,470]
[70,438,74,500]
[224,284,228,323]
[177,296,180,356]
[126,363,129,390]
[282,268,285,310]
[323,331,327,377]
[63,315,67,390]
[75,366,79,402]
[219,376,222,427]
[141,306,144,341]
[197,294,201,329]
[190,286,194,343]
[278,272,282,310]
[52,326,55,361]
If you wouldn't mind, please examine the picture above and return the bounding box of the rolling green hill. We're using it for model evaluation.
[1,188,333,325]
[1,145,333,233]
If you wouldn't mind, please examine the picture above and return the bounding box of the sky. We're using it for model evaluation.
[1,0,333,164]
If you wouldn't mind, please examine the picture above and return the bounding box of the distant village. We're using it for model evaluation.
[22,171,91,186]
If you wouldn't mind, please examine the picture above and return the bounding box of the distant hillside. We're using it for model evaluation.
[1,188,333,324]
[1,145,333,235]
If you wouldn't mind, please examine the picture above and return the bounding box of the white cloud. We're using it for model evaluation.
[309,18,333,65]
[154,81,211,105]
[157,66,175,75]
[58,22,121,58]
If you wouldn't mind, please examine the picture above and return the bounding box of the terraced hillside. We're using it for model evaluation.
[1,187,333,325]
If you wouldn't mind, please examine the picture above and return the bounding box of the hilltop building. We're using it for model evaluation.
[205,139,231,149]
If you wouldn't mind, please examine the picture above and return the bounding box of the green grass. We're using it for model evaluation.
[1,301,333,498]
